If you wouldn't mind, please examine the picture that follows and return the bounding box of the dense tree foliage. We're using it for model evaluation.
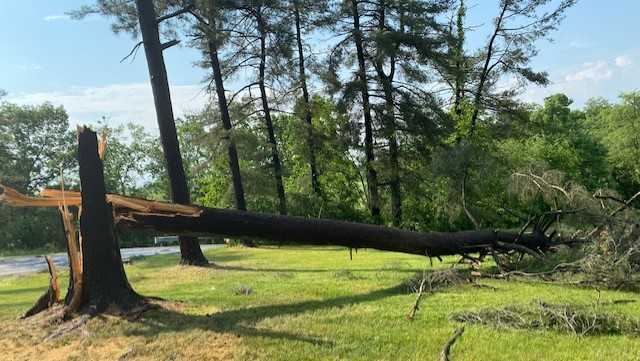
[5,0,639,251]
[0,103,75,249]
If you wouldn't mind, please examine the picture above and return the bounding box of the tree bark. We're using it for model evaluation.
[257,6,287,215]
[351,0,381,223]
[374,1,402,226]
[74,127,141,312]
[116,202,551,259]
[135,0,207,265]
[367,1,403,226]
[206,0,247,212]
[294,1,321,196]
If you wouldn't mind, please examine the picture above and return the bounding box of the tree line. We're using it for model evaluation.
[2,0,638,250]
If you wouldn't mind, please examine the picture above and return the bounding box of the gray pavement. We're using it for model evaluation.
[0,244,221,277]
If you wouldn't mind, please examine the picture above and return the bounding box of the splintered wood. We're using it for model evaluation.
[0,185,81,207]
[60,200,83,314]
[0,185,202,217]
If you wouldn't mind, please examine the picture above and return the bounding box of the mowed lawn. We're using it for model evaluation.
[0,246,639,361]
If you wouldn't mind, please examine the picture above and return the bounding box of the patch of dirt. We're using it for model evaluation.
[0,302,239,361]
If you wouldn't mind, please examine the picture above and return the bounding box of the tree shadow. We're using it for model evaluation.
[0,286,47,296]
[125,282,410,346]
[207,263,423,274]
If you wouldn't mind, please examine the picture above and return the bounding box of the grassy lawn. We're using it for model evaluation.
[0,246,639,361]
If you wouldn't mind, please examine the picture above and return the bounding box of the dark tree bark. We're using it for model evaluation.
[135,0,207,265]
[116,202,552,259]
[293,0,321,196]
[75,127,141,312]
[257,6,287,215]
[469,1,507,135]
[373,1,402,226]
[205,0,247,212]
[351,0,381,223]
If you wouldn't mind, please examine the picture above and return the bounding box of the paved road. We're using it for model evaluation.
[0,244,221,277]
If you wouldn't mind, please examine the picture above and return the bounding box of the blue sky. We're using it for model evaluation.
[1,0,639,130]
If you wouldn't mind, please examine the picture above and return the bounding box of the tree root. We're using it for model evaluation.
[44,313,91,341]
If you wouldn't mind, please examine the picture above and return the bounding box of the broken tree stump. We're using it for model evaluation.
[69,127,141,313]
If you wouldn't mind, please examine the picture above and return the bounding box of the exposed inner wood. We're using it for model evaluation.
[0,185,201,216]
[59,202,83,314]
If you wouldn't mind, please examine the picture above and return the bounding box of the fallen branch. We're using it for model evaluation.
[439,327,465,361]
[407,276,427,321]
[407,269,470,321]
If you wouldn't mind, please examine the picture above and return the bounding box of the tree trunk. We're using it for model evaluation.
[74,127,141,312]
[386,89,402,226]
[257,7,287,215]
[116,202,551,259]
[206,0,247,212]
[373,1,401,226]
[135,0,207,265]
[294,1,321,196]
[351,0,381,223]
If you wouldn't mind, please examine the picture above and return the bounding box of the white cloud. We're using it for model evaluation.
[615,55,632,68]
[43,14,71,22]
[565,61,613,82]
[6,83,209,131]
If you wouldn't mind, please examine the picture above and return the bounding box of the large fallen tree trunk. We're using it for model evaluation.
[115,208,552,258]
[1,185,553,259]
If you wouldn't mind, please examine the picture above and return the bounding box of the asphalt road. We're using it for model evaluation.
[0,244,221,277]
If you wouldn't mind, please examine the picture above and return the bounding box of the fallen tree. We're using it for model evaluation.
[115,207,554,258]
[1,186,558,260]
[0,127,574,319]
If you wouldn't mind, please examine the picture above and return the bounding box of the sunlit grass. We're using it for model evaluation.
[0,246,639,360]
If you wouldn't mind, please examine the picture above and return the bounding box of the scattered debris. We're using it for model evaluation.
[233,284,253,296]
[406,269,471,321]
[452,300,640,336]
[333,270,365,280]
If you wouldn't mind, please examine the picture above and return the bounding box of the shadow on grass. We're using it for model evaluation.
[126,282,410,346]
[208,263,423,274]
[0,286,47,297]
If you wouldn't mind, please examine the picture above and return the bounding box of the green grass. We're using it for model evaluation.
[1,246,640,360]
[0,245,63,258]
